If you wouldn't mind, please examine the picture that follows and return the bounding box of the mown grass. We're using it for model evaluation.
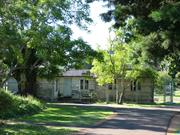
[154,89,180,104]
[0,124,76,135]
[0,104,113,135]
[0,89,113,135]
[175,90,180,97]
[20,104,113,127]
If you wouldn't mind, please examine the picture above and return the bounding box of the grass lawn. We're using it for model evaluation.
[175,90,180,97]
[154,91,180,104]
[0,124,76,135]
[0,103,113,135]
[20,104,113,127]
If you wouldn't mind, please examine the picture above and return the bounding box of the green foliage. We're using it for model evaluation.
[0,89,45,119]
[155,72,172,94]
[175,72,180,87]
[0,0,96,94]
[126,66,157,82]
[91,44,130,86]
[0,60,9,86]
[101,0,180,76]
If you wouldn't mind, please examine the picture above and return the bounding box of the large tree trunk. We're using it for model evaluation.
[119,88,125,104]
[14,49,38,96]
[14,69,37,96]
[25,69,37,96]
[23,49,38,96]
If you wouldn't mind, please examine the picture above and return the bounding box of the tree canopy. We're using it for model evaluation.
[99,0,180,77]
[0,0,96,95]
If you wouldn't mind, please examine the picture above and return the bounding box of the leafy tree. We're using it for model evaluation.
[175,72,180,88]
[0,0,96,95]
[99,0,180,77]
[155,71,172,95]
[91,40,131,103]
[0,60,9,87]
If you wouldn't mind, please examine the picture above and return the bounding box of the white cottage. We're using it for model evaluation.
[6,69,154,103]
[36,69,96,101]
[59,70,96,99]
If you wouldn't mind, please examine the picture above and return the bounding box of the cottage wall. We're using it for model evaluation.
[140,79,154,102]
[6,76,154,103]
[58,77,96,99]
[6,78,18,93]
[95,85,116,102]
[36,79,57,101]
[95,78,154,103]
[58,78,64,96]
[72,77,81,99]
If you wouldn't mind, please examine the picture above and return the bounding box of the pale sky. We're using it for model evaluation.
[71,1,114,50]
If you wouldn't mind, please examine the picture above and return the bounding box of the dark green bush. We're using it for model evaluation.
[0,89,45,119]
[155,72,172,94]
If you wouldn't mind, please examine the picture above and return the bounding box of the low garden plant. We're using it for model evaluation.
[0,89,45,119]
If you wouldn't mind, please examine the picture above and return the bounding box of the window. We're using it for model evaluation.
[130,80,137,91]
[56,80,58,92]
[130,80,141,91]
[133,81,136,91]
[80,79,83,90]
[108,84,112,90]
[85,80,89,90]
[114,79,116,90]
[80,79,89,90]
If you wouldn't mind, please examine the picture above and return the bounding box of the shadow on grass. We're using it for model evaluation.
[19,104,113,127]
[0,123,76,135]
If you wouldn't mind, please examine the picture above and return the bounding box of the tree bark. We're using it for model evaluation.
[24,48,38,96]
[118,79,125,104]
[13,49,38,96]
[116,88,119,104]
[25,69,37,96]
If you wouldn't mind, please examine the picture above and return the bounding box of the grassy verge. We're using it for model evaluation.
[174,90,180,97]
[0,124,76,135]
[20,104,113,127]
[0,104,113,135]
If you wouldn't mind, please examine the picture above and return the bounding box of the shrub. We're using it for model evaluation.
[0,89,45,119]
[155,72,172,95]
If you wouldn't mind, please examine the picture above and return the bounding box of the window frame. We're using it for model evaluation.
[85,80,89,90]
[80,79,84,90]
[108,84,112,90]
